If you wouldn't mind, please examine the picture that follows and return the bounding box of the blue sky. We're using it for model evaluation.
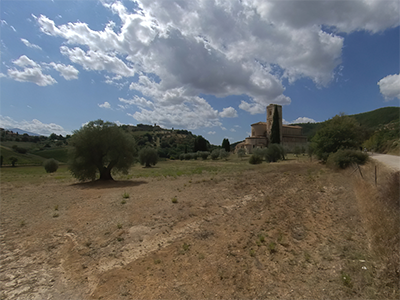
[0,0,399,145]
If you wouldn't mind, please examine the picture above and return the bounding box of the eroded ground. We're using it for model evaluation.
[0,161,398,299]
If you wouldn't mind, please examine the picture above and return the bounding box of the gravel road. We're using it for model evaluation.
[369,153,400,171]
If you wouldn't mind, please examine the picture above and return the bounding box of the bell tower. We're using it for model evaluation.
[266,104,282,143]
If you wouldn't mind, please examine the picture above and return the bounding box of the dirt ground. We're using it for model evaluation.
[0,160,398,299]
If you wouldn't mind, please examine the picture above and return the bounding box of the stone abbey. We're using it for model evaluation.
[236,104,307,154]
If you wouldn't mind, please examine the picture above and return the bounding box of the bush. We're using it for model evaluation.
[210,149,220,160]
[265,144,285,162]
[184,153,192,160]
[249,153,263,164]
[237,148,246,159]
[43,158,59,173]
[327,149,369,169]
[179,153,185,160]
[138,147,159,167]
[12,145,28,154]
[197,151,210,160]
[219,149,229,160]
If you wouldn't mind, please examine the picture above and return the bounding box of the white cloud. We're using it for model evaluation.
[98,101,111,109]
[7,55,57,86]
[20,38,42,50]
[219,107,238,118]
[290,117,317,124]
[48,62,79,80]
[230,128,236,132]
[208,131,216,135]
[35,1,399,127]
[377,74,400,100]
[0,115,68,136]
[12,55,39,68]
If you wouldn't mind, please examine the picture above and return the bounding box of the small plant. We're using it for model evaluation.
[249,249,256,257]
[182,243,190,252]
[122,192,130,199]
[341,271,353,288]
[198,253,205,260]
[268,242,276,254]
[54,205,59,211]
[258,234,265,243]
[117,223,123,229]
[154,259,161,264]
[121,199,127,204]
[43,158,59,173]
[53,212,59,218]
[249,154,263,164]
[20,220,26,227]
[171,196,178,203]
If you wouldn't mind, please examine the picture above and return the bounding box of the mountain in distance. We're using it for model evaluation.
[6,128,41,136]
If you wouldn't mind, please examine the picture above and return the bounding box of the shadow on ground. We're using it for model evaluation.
[71,179,148,189]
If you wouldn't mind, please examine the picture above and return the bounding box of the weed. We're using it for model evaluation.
[122,192,130,199]
[341,271,353,288]
[249,249,256,257]
[53,212,59,218]
[258,234,265,243]
[171,196,178,203]
[54,205,59,211]
[182,243,190,252]
[198,253,205,260]
[121,199,127,204]
[20,220,26,227]
[268,242,276,254]
[154,259,161,264]
[117,223,123,229]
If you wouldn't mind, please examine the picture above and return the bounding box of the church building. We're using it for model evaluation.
[235,104,308,154]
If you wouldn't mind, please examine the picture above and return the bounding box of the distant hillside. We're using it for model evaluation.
[6,128,41,136]
[293,106,399,138]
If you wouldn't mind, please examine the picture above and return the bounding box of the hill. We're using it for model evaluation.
[6,128,41,136]
[293,106,399,138]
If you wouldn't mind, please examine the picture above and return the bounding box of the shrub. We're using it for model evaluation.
[265,144,285,162]
[12,145,28,154]
[43,158,59,173]
[197,151,210,160]
[249,153,263,164]
[219,149,229,160]
[210,149,220,160]
[184,153,192,160]
[237,148,246,159]
[138,147,159,167]
[179,153,185,160]
[327,149,368,169]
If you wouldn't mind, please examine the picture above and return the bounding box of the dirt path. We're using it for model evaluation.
[370,153,400,171]
[0,162,398,299]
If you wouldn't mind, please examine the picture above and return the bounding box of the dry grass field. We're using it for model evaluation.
[0,156,398,299]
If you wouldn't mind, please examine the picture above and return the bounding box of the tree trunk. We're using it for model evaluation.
[99,166,114,180]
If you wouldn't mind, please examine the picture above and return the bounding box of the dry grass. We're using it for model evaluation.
[353,162,400,298]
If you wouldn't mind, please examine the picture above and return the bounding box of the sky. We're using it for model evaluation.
[0,0,399,145]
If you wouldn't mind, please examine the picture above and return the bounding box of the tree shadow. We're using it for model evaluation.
[71,179,148,190]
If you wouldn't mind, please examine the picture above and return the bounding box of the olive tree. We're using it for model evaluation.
[68,120,136,181]
[138,147,158,167]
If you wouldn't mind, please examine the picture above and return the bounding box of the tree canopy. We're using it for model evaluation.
[194,135,209,152]
[68,120,136,181]
[311,114,362,161]
[222,138,230,152]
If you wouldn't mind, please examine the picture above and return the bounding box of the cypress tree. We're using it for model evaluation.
[270,105,281,144]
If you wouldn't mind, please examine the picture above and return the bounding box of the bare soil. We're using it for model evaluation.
[0,160,398,299]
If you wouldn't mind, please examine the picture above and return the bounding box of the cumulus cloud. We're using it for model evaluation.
[21,38,42,50]
[0,115,68,136]
[8,55,57,86]
[48,62,79,80]
[98,101,111,109]
[377,74,400,100]
[35,0,399,127]
[219,107,238,118]
[208,131,216,135]
[291,117,317,124]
